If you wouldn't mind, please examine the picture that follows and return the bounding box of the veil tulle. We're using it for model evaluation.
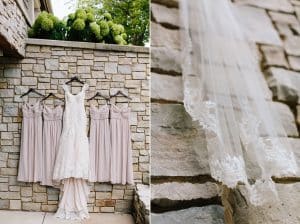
[179,0,298,205]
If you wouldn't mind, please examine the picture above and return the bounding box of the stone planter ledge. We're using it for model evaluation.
[26,38,149,53]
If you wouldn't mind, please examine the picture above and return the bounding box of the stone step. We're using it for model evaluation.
[284,35,300,57]
[0,211,135,224]
[233,5,282,45]
[234,0,294,13]
[261,45,289,69]
[151,73,183,103]
[231,182,300,224]
[133,184,150,224]
[151,23,180,50]
[151,0,179,8]
[266,67,300,104]
[151,103,210,178]
[151,47,181,75]
[151,3,179,29]
[151,182,221,213]
[151,205,225,224]
[151,103,299,181]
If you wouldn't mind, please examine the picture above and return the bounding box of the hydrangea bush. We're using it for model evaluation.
[28,9,128,45]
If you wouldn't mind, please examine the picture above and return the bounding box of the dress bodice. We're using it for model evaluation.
[110,104,130,120]
[90,104,109,120]
[62,84,89,128]
[43,105,63,121]
[22,101,43,118]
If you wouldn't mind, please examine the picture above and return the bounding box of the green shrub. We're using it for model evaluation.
[75,9,87,20]
[90,22,101,40]
[121,33,127,40]
[103,12,112,21]
[72,18,85,31]
[113,34,126,45]
[99,20,110,36]
[29,11,68,40]
[28,9,128,45]
[27,28,35,38]
[68,13,75,20]
[40,18,53,31]
[107,21,114,28]
[86,7,95,14]
[86,12,95,22]
[48,14,60,26]
[49,21,68,40]
[111,24,122,36]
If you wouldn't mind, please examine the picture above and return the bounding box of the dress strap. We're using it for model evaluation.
[62,84,70,92]
[82,84,89,92]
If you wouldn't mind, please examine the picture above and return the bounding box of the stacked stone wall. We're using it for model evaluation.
[0,39,150,213]
[151,0,300,223]
[0,0,28,57]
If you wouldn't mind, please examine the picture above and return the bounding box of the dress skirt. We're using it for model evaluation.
[110,104,134,185]
[18,101,43,182]
[41,105,63,186]
[89,104,111,182]
[55,178,89,220]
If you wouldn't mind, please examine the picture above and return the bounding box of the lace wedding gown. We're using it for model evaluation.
[53,84,90,220]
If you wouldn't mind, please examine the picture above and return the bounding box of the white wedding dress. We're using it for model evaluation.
[53,83,90,220]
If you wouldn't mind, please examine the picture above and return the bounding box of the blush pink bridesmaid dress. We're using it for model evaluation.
[18,100,43,183]
[89,104,111,182]
[41,105,63,186]
[110,104,134,185]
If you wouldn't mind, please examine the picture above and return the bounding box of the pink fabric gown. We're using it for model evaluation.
[18,101,43,183]
[89,104,111,182]
[110,104,134,185]
[53,84,90,220]
[41,105,63,186]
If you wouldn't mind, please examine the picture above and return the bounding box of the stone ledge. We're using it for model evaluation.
[133,184,150,224]
[151,182,221,213]
[151,205,225,224]
[151,0,179,8]
[26,38,149,53]
[151,103,210,177]
[232,182,300,224]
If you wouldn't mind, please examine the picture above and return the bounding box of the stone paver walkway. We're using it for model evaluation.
[0,211,134,224]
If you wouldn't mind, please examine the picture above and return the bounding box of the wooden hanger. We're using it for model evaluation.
[20,88,45,98]
[109,90,132,100]
[65,76,85,85]
[87,92,109,102]
[42,93,64,102]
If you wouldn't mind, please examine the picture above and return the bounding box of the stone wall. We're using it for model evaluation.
[151,0,300,223]
[133,184,150,224]
[228,1,300,223]
[151,1,226,223]
[0,39,150,213]
[0,0,28,57]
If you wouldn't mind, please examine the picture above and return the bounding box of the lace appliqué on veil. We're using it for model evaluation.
[239,114,261,147]
[262,138,298,177]
[240,115,298,177]
[210,154,248,188]
[196,101,247,188]
[196,101,221,139]
[246,178,278,206]
[239,114,298,206]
